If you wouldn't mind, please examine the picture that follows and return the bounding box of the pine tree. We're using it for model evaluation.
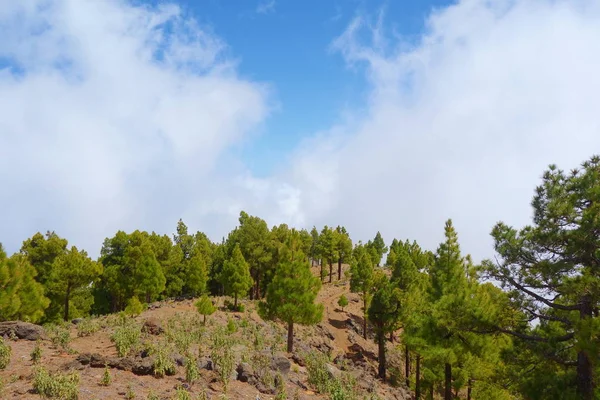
[368,274,402,381]
[220,243,253,309]
[484,156,600,400]
[0,245,49,322]
[319,226,337,283]
[350,243,375,339]
[309,226,320,267]
[334,226,352,280]
[49,246,103,321]
[195,294,216,325]
[371,232,388,267]
[259,249,323,352]
[337,294,348,312]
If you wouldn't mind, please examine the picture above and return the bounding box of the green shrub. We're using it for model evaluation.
[125,383,135,399]
[211,328,235,391]
[110,322,141,357]
[184,355,199,386]
[100,365,111,386]
[30,340,42,364]
[33,367,80,400]
[173,386,192,400]
[152,342,176,378]
[46,323,71,352]
[76,317,101,337]
[125,297,145,317]
[337,294,348,311]
[147,390,160,400]
[226,317,237,334]
[0,337,11,369]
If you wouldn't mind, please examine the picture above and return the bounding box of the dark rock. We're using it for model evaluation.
[171,353,185,366]
[71,318,84,325]
[271,355,291,374]
[236,362,254,382]
[197,356,213,370]
[132,357,155,375]
[291,353,305,367]
[76,353,92,365]
[255,381,276,395]
[142,317,164,335]
[0,321,46,341]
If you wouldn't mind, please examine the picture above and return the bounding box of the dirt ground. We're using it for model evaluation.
[0,264,411,400]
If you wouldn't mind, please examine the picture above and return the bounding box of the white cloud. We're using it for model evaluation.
[0,0,270,255]
[256,0,276,15]
[275,0,600,260]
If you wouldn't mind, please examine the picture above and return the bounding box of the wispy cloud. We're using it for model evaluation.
[256,0,276,15]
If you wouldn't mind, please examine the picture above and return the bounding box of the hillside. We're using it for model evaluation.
[0,265,411,400]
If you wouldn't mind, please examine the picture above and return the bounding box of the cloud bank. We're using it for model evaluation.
[1,0,600,261]
[0,0,270,254]
[274,0,600,259]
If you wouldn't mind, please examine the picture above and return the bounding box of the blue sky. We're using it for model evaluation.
[162,0,454,176]
[1,0,599,259]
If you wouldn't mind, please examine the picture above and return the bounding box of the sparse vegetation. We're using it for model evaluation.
[30,340,42,364]
[111,321,142,357]
[0,337,11,369]
[33,366,80,399]
[100,365,111,386]
[46,322,72,352]
[76,317,101,337]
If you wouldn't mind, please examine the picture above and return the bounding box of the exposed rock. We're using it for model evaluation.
[326,364,342,380]
[197,356,213,370]
[71,318,84,325]
[0,321,46,341]
[291,353,305,367]
[236,362,254,382]
[132,357,155,375]
[142,317,164,335]
[271,355,291,374]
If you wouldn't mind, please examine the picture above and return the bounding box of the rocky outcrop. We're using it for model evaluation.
[0,321,46,341]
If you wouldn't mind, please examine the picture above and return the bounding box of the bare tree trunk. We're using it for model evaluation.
[444,363,452,400]
[377,330,386,381]
[329,261,333,283]
[405,345,410,387]
[287,321,294,353]
[337,258,342,280]
[415,355,421,399]
[577,294,594,400]
[467,378,472,400]
[234,293,238,309]
[363,295,368,339]
[63,284,71,321]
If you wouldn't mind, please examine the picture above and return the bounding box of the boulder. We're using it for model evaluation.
[71,318,84,325]
[236,362,254,382]
[197,356,213,371]
[326,364,342,380]
[132,357,155,375]
[0,321,46,341]
[142,317,164,335]
[271,355,291,375]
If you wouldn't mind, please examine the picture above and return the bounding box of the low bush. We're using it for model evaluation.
[33,367,80,400]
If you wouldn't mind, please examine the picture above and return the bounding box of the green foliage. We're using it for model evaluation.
[220,243,253,308]
[184,355,199,385]
[0,248,49,323]
[318,226,337,282]
[31,340,42,364]
[226,317,238,333]
[100,365,111,386]
[46,322,71,352]
[211,328,236,391]
[369,232,387,266]
[195,294,216,324]
[125,383,136,399]
[173,386,192,400]
[147,391,160,400]
[337,294,348,311]
[305,351,357,399]
[483,156,600,398]
[259,250,323,352]
[124,296,144,317]
[151,341,176,378]
[0,337,11,369]
[33,367,80,400]
[111,322,142,357]
[76,317,101,337]
[349,243,375,338]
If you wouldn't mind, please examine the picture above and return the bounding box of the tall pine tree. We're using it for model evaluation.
[220,243,253,309]
[350,243,375,339]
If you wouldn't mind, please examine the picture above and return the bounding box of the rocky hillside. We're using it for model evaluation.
[0,266,411,400]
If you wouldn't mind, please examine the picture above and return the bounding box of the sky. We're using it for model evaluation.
[1,0,599,261]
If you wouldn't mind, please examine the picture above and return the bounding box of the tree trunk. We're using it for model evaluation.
[429,384,434,400]
[234,293,238,309]
[63,284,71,321]
[405,345,410,387]
[444,363,452,400]
[287,321,294,353]
[203,314,206,325]
[377,331,386,381]
[363,295,368,339]
[338,258,342,280]
[389,331,394,342]
[320,262,325,282]
[415,355,421,399]
[467,378,472,400]
[577,294,594,400]
[256,273,261,299]
[329,261,333,283]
